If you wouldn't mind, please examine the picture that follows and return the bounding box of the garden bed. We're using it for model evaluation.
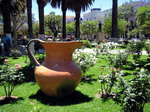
[0,53,150,112]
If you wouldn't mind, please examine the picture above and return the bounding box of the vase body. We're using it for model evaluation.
[27,39,83,97]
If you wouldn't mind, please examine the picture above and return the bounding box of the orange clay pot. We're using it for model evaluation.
[27,39,83,97]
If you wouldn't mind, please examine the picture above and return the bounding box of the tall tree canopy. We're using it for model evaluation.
[45,12,62,38]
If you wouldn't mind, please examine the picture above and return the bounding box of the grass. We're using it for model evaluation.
[0,54,150,112]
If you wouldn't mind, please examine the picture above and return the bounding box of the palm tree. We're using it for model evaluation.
[27,0,33,38]
[69,0,95,40]
[37,0,49,40]
[0,0,11,37]
[0,0,26,44]
[111,0,118,40]
[50,0,70,39]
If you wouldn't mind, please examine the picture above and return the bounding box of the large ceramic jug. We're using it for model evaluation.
[27,39,83,97]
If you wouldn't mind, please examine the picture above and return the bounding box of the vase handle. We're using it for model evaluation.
[27,39,44,67]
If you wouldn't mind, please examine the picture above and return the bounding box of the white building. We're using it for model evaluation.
[83,8,112,23]
[66,16,75,23]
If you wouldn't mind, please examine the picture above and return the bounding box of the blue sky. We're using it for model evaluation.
[32,0,139,21]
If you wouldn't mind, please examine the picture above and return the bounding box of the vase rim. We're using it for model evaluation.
[42,41,83,44]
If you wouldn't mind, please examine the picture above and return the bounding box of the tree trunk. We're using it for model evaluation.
[38,3,45,39]
[111,0,118,39]
[61,1,67,40]
[12,15,17,47]
[75,11,80,40]
[2,0,11,34]
[27,0,33,38]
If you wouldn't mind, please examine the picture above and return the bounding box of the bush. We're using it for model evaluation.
[21,54,45,82]
[73,49,97,73]
[113,68,150,112]
[106,51,129,69]
[95,42,117,55]
[0,59,24,98]
[98,68,124,98]
[81,40,92,48]
[144,40,150,57]
[10,49,22,58]
[127,40,144,61]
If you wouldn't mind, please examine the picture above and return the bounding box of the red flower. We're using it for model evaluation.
[15,64,19,67]
[14,64,21,70]
[4,59,8,62]
[16,66,21,70]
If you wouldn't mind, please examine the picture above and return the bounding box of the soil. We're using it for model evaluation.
[0,96,19,105]
[95,92,115,98]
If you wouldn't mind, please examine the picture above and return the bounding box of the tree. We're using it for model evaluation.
[66,21,75,34]
[136,6,150,36]
[118,1,150,35]
[11,0,26,47]
[69,0,95,40]
[80,21,98,36]
[103,17,127,37]
[45,12,62,38]
[50,0,70,39]
[0,0,11,36]
[0,16,3,34]
[0,0,26,46]
[33,20,39,35]
[102,18,112,36]
[37,0,49,39]
[26,0,33,38]
[111,0,118,39]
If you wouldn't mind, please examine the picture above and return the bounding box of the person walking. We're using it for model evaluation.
[2,34,12,56]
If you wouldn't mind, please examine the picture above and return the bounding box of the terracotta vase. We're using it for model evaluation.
[27,39,83,97]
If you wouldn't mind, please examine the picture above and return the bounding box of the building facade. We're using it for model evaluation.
[83,8,112,23]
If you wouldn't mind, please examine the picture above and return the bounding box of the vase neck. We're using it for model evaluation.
[41,41,83,61]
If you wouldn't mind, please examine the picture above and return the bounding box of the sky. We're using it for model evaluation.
[32,0,140,21]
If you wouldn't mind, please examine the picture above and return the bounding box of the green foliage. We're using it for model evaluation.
[45,12,62,37]
[113,68,150,112]
[80,21,98,35]
[81,39,92,48]
[73,49,97,74]
[98,68,123,98]
[136,6,150,34]
[102,18,127,36]
[66,21,75,34]
[106,52,129,69]
[95,42,116,55]
[33,21,39,34]
[0,53,150,111]
[10,49,22,58]
[127,40,144,61]
[0,59,24,98]
[118,2,133,21]
[102,18,112,35]
[144,40,150,57]
[21,54,45,82]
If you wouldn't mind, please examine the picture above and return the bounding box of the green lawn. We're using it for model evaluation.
[0,54,150,112]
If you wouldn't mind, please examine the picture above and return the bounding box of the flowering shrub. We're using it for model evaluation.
[113,68,150,112]
[81,40,92,48]
[106,51,129,69]
[0,59,24,98]
[144,40,150,57]
[73,49,97,74]
[127,40,144,61]
[98,68,124,98]
[95,42,117,54]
